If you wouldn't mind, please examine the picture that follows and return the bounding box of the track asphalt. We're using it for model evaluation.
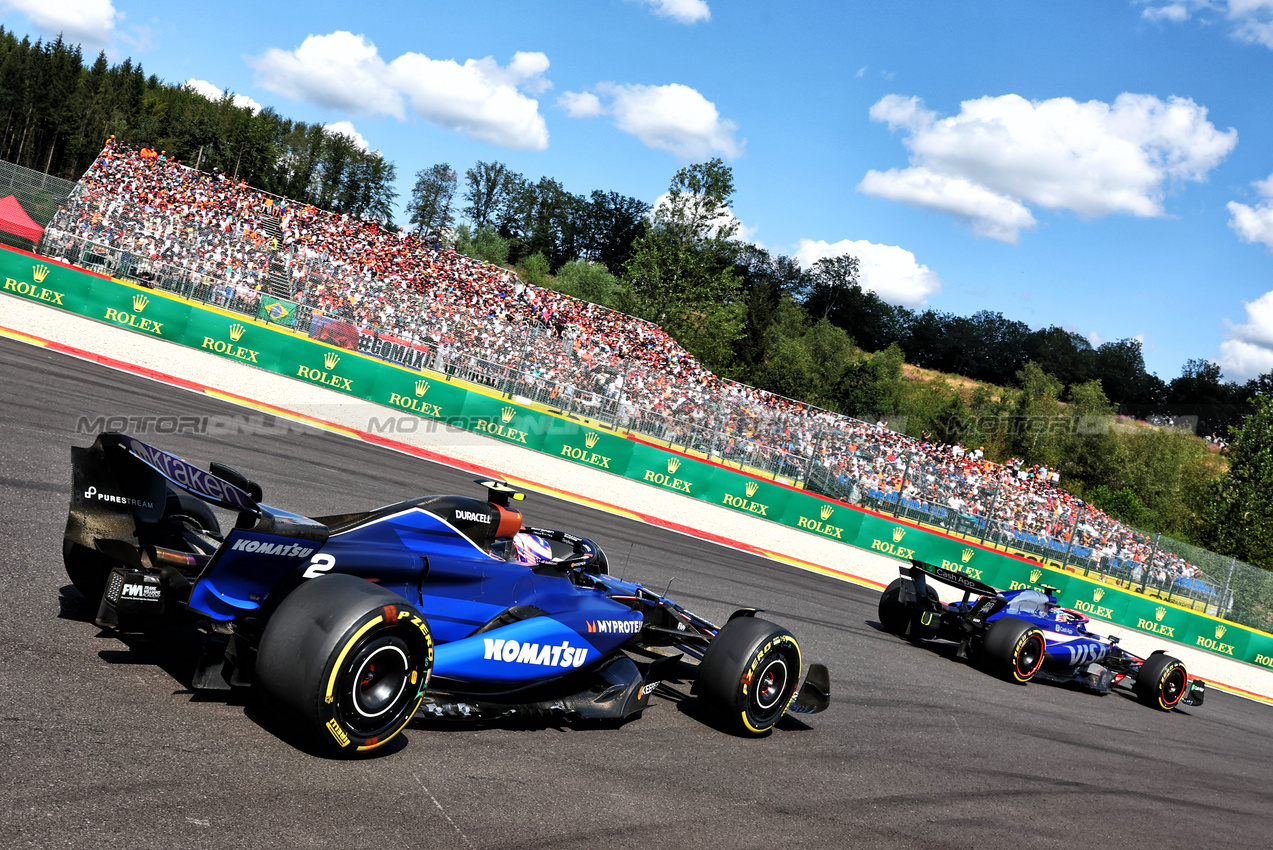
[1,336,1271,850]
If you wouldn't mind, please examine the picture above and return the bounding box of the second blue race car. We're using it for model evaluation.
[878,559,1205,711]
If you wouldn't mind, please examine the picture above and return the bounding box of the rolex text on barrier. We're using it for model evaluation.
[371,367,469,424]
[540,422,634,474]
[456,393,547,451]
[624,442,723,501]
[0,251,93,315]
[184,309,281,371]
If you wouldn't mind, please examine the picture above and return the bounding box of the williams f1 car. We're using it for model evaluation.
[878,560,1204,711]
[62,433,830,753]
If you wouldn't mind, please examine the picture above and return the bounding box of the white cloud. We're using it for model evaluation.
[560,82,742,159]
[185,78,262,114]
[1227,172,1273,248]
[1219,289,1273,378]
[559,91,604,118]
[859,92,1237,242]
[641,0,711,24]
[0,0,117,47]
[323,121,369,152]
[794,238,942,308]
[1141,1,1273,49]
[250,32,549,150]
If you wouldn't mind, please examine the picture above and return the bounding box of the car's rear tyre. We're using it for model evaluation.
[1135,652,1187,711]
[697,616,802,736]
[981,616,1046,684]
[256,574,433,754]
[62,538,114,602]
[878,578,939,638]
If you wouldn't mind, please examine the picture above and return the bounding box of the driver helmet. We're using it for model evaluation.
[512,532,553,564]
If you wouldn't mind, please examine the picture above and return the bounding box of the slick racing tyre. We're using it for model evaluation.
[62,538,114,603]
[697,616,802,736]
[878,578,939,639]
[1134,652,1188,711]
[981,616,1046,684]
[256,574,433,754]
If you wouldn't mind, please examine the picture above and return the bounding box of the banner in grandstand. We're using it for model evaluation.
[358,328,435,371]
[309,314,359,350]
[257,295,297,327]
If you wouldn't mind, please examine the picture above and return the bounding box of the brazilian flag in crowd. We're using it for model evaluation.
[257,295,298,327]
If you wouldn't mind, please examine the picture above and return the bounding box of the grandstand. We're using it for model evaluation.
[34,139,1223,610]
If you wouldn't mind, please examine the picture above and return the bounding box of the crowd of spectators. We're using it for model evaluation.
[39,139,1214,597]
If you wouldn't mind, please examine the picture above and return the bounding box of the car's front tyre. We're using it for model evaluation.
[696,616,802,736]
[1134,652,1188,711]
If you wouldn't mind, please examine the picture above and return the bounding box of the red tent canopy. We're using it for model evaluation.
[0,195,43,242]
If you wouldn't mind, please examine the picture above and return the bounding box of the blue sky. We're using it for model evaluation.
[5,0,1273,383]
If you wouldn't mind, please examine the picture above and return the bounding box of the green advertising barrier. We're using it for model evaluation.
[1,252,97,315]
[370,362,471,424]
[1058,580,1132,624]
[540,420,635,476]
[181,308,282,372]
[91,280,193,343]
[277,334,381,399]
[624,441,724,502]
[10,245,1273,672]
[457,391,548,452]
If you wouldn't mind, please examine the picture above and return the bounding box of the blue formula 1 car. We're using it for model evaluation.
[62,433,830,753]
[878,560,1205,711]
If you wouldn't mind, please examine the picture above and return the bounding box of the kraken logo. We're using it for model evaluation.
[1155,606,1166,622]
[323,351,341,370]
[1215,624,1227,639]
[501,406,516,424]
[1029,569,1043,583]
[132,293,149,312]
[745,481,759,498]
[1093,587,1105,603]
[891,525,905,542]
[414,379,430,397]
[961,547,974,563]
[667,457,681,474]
[585,432,600,448]
[229,323,246,341]
[32,264,49,283]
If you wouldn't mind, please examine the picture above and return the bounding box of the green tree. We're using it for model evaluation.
[454,224,510,266]
[406,163,458,239]
[1198,397,1273,570]
[624,158,741,325]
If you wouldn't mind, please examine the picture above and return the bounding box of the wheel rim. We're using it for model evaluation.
[1015,634,1044,679]
[1161,667,1186,707]
[753,656,790,712]
[351,644,410,719]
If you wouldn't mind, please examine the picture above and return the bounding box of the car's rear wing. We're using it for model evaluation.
[98,432,259,513]
[901,559,1000,600]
